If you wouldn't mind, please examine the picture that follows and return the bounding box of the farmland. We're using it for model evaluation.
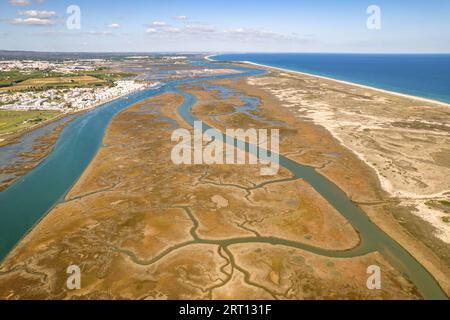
[0,109,60,135]
[0,75,106,92]
[0,68,136,92]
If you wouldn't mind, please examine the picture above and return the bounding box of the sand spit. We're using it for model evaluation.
[241,60,450,108]
[240,63,450,245]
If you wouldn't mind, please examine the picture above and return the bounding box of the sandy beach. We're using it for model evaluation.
[207,55,450,108]
[211,57,450,254]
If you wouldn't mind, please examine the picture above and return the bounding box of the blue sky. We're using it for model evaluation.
[0,0,449,52]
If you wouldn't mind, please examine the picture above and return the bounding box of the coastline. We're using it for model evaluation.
[208,56,450,199]
[0,84,153,192]
[202,57,450,294]
[1,75,445,299]
[231,57,450,242]
[0,58,448,299]
[0,83,154,146]
[206,55,450,108]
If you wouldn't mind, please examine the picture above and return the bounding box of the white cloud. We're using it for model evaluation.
[143,19,308,48]
[11,17,54,25]
[174,15,188,20]
[30,30,115,37]
[29,30,67,36]
[108,23,121,29]
[9,0,31,6]
[185,23,216,34]
[144,20,290,40]
[86,31,113,36]
[145,21,184,34]
[18,10,56,18]
[146,26,180,34]
[224,27,294,41]
[151,21,167,27]
[145,21,216,36]
[165,27,181,33]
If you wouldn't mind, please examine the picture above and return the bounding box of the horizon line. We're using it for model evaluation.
[1,50,450,55]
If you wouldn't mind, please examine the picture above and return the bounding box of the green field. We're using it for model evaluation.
[79,69,137,82]
[0,69,137,92]
[0,110,60,135]
[0,70,64,88]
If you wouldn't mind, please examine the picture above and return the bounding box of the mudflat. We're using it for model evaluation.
[0,81,426,299]
[194,64,450,294]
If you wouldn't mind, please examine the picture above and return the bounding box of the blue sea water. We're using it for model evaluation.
[213,53,450,104]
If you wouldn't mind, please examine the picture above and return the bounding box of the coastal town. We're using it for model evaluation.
[0,58,160,113]
[0,0,449,311]
[0,59,101,73]
[0,80,152,112]
[0,56,237,113]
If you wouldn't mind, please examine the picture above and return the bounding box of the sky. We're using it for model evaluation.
[0,0,449,53]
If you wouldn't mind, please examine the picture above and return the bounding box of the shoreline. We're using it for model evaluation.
[1,59,448,299]
[0,83,153,146]
[0,83,160,264]
[201,60,450,296]
[226,57,450,244]
[208,55,450,200]
[204,55,216,62]
[206,55,450,108]
[0,84,153,192]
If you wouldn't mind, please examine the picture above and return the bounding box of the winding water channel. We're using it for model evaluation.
[0,61,447,299]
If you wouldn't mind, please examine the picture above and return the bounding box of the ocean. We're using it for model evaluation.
[213,53,450,104]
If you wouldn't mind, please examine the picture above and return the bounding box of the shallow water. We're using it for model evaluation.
[0,115,77,184]
[174,70,448,300]
[0,60,447,299]
[214,53,450,104]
